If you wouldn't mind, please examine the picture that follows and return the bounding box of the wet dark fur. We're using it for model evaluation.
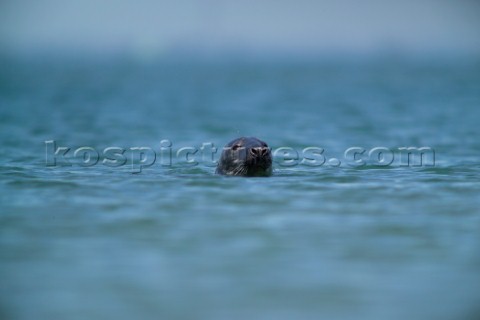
[216,137,272,177]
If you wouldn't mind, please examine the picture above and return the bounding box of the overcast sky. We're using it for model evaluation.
[1,0,479,57]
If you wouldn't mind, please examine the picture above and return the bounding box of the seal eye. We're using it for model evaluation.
[232,144,241,151]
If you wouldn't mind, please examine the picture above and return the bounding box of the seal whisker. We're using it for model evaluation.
[216,137,272,177]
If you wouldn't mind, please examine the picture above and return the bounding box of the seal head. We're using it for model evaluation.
[216,137,272,177]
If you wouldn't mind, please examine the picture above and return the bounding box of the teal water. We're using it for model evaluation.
[1,55,480,320]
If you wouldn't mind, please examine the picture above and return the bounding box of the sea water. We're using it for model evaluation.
[1,55,480,320]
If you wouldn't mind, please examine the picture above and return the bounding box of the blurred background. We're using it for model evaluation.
[1,0,480,58]
[1,1,480,320]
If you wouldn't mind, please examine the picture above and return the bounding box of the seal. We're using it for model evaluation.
[216,137,272,177]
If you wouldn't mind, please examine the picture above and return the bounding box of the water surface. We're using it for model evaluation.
[1,55,480,320]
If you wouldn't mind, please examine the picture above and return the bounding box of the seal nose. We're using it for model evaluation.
[249,147,269,158]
